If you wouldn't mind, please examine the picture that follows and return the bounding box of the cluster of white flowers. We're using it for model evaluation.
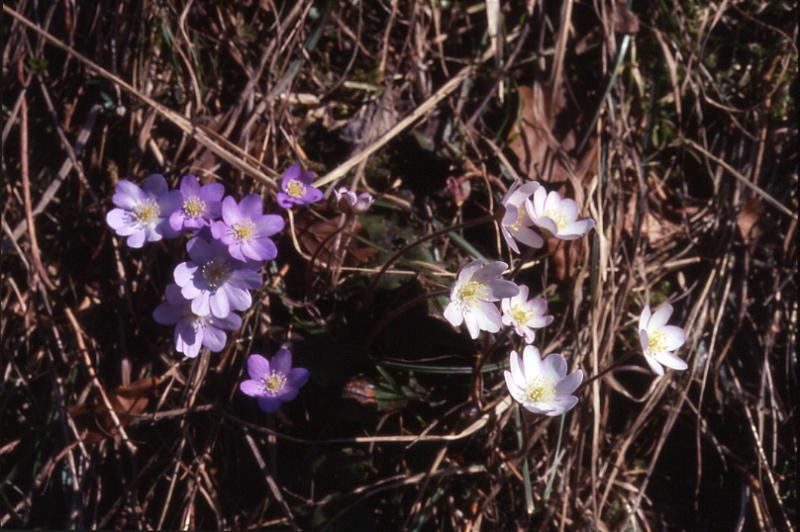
[444,180,688,417]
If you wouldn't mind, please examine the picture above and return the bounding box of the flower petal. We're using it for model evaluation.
[202,325,227,352]
[654,351,688,371]
[240,379,265,397]
[443,302,463,326]
[209,290,231,318]
[474,301,502,332]
[512,226,544,249]
[464,312,480,339]
[521,345,542,381]
[639,305,652,332]
[126,230,146,248]
[644,353,664,376]
[473,261,508,283]
[487,280,519,300]
[504,370,526,403]
[153,302,180,325]
[247,354,270,380]
[555,369,583,397]
[112,180,146,209]
[509,351,526,388]
[221,196,242,225]
[239,193,263,218]
[271,348,293,375]
[543,353,568,379]
[648,304,674,330]
[224,284,252,312]
[287,367,309,388]
[256,214,285,237]
[660,325,686,351]
[142,174,168,196]
[173,262,197,287]
[257,397,282,413]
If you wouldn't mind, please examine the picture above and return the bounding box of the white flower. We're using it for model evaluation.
[504,346,583,416]
[334,187,374,213]
[500,181,544,253]
[638,303,687,375]
[500,285,554,343]
[444,260,519,339]
[525,186,594,240]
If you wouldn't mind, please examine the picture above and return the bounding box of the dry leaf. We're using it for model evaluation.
[736,197,763,243]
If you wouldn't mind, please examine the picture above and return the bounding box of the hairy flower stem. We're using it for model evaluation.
[362,213,497,309]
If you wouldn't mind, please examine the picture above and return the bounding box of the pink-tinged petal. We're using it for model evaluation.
[532,186,547,216]
[210,290,231,318]
[547,396,579,416]
[509,351,526,388]
[512,226,544,249]
[106,208,132,231]
[543,353,568,379]
[644,353,664,376]
[153,302,180,325]
[514,284,529,301]
[173,262,197,287]
[522,345,542,381]
[202,325,227,352]
[112,180,146,209]
[501,181,521,205]
[126,230,146,248]
[649,304,674,330]
[654,351,688,371]
[487,280,519,300]
[240,379,265,397]
[142,174,168,196]
[473,261,508,283]
[544,190,561,213]
[201,182,225,202]
[534,216,558,235]
[501,227,521,254]
[239,193,263,218]
[527,314,554,328]
[256,214,285,237]
[247,354,270,379]
[501,313,514,327]
[443,302,463,326]
[502,203,519,226]
[457,260,484,283]
[556,369,583,397]
[474,301,502,332]
[560,219,594,238]
[558,199,579,222]
[224,285,252,312]
[213,312,242,330]
[639,305,652,331]
[464,312,480,339]
[516,181,539,198]
[271,348,293,375]
[288,367,309,388]
[660,326,686,351]
[257,397,281,413]
[144,226,163,243]
[501,297,513,314]
[521,327,536,344]
[504,371,526,403]
[639,330,650,354]
[221,196,242,225]
[191,293,211,316]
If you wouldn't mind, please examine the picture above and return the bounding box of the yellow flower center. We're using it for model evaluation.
[200,259,229,289]
[231,221,255,242]
[458,281,488,305]
[524,378,555,402]
[182,196,206,218]
[543,209,568,232]
[263,372,287,395]
[133,199,160,225]
[510,304,531,325]
[647,330,666,353]
[285,179,306,199]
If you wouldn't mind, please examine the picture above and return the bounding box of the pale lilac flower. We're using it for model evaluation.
[501,285,554,344]
[105,174,181,248]
[210,194,284,262]
[174,236,262,318]
[153,284,242,358]
[443,260,519,339]
[500,181,544,253]
[525,186,594,240]
[169,175,224,232]
[638,303,687,375]
[504,346,583,416]
[276,163,323,208]
[239,349,310,413]
[334,187,374,214]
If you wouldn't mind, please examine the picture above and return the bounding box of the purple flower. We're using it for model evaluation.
[153,284,242,358]
[105,174,181,248]
[276,163,323,208]
[334,187,374,214]
[210,194,284,262]
[174,236,263,318]
[239,349,310,413]
[169,174,224,232]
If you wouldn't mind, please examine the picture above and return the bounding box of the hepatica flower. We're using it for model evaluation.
[504,346,583,416]
[153,284,242,358]
[501,285,554,344]
[638,303,687,375]
[211,194,284,262]
[444,260,519,339]
[525,186,594,240]
[334,187,374,214]
[276,163,323,208]
[169,174,224,232]
[106,174,181,248]
[240,349,309,413]
[500,181,544,253]
[174,236,263,318]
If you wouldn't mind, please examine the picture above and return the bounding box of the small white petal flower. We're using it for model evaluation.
[525,186,594,240]
[504,346,583,416]
[334,187,375,213]
[500,285,554,344]
[444,260,519,339]
[638,303,687,376]
[500,181,544,253]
